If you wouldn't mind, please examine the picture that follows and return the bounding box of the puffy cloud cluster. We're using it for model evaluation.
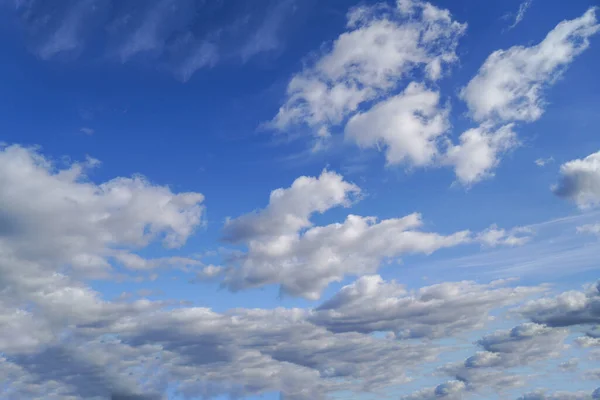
[441,8,599,185]
[270,0,466,135]
[447,7,599,185]
[404,323,570,399]
[270,1,598,185]
[2,143,594,399]
[270,0,599,186]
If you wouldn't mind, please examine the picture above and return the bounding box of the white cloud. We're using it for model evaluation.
[79,127,95,135]
[553,150,600,209]
[558,358,579,372]
[104,307,439,398]
[113,0,196,63]
[0,145,204,261]
[25,0,101,60]
[477,224,534,247]
[441,323,568,391]
[520,281,600,327]
[225,211,471,300]
[14,0,297,81]
[221,171,542,298]
[443,124,519,185]
[222,170,360,243]
[239,0,297,62]
[518,389,598,400]
[194,264,224,280]
[535,157,554,167]
[112,252,202,271]
[311,275,545,339]
[404,322,569,399]
[270,0,465,136]
[461,8,599,123]
[508,0,533,30]
[403,380,466,400]
[577,223,600,235]
[575,335,600,348]
[474,323,568,365]
[173,39,219,82]
[344,82,449,167]
[0,144,204,354]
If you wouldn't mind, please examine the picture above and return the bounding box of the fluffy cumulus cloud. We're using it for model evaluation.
[0,144,205,283]
[461,8,599,123]
[221,171,534,298]
[0,144,205,280]
[0,145,439,399]
[221,171,475,299]
[344,82,449,167]
[270,0,465,136]
[3,143,593,399]
[443,124,519,185]
[268,5,599,186]
[0,144,205,359]
[222,170,360,243]
[519,280,600,327]
[224,211,471,300]
[4,1,600,398]
[0,144,450,399]
[553,150,600,209]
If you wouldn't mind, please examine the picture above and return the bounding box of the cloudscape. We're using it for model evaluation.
[1,0,600,399]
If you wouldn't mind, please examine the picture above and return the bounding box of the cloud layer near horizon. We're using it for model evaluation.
[0,144,599,399]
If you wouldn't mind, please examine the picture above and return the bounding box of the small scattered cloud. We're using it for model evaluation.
[577,223,600,236]
[80,127,95,135]
[535,157,554,167]
[507,0,533,30]
[477,224,534,247]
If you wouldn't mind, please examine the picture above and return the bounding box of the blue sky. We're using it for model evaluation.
[1,0,600,399]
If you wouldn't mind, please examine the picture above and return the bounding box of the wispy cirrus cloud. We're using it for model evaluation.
[507,0,533,30]
[10,0,302,81]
